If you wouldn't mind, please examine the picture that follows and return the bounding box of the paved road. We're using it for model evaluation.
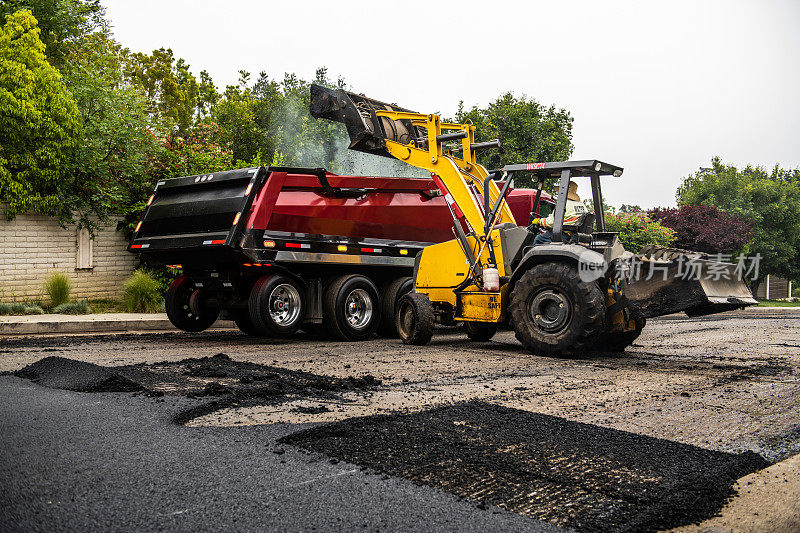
[2,307,798,531]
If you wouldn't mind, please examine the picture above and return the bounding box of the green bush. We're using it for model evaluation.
[604,213,677,253]
[24,304,44,315]
[52,301,89,314]
[0,303,11,315]
[0,303,44,315]
[123,270,163,312]
[44,273,72,307]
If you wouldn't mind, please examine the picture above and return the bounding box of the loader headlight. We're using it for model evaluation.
[613,170,623,177]
[594,162,602,171]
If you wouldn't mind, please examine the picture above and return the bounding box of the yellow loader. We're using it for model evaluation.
[310,86,757,355]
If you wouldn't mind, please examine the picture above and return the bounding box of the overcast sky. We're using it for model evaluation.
[102,0,799,208]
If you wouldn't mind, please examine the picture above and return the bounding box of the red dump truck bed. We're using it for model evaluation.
[129,166,552,340]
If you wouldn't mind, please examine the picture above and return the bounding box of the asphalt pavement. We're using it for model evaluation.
[0,375,562,532]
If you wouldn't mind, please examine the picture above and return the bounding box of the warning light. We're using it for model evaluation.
[337,245,347,252]
[232,212,241,225]
[244,183,254,195]
[399,249,408,255]
[146,195,154,206]
[135,221,142,232]
[263,240,276,248]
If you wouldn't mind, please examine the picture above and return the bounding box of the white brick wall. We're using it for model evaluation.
[0,209,138,302]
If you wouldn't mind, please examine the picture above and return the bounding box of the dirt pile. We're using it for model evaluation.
[15,354,381,425]
[280,401,769,532]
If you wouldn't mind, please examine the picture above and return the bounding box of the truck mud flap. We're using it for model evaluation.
[622,246,758,319]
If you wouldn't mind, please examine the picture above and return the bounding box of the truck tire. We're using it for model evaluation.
[377,276,414,338]
[509,262,605,357]
[232,309,261,336]
[594,305,646,353]
[396,292,434,346]
[463,321,497,341]
[324,274,380,341]
[249,275,305,337]
[165,275,219,332]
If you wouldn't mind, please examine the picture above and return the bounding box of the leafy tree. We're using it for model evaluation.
[604,213,676,253]
[454,93,573,185]
[123,47,199,134]
[649,204,752,254]
[677,157,800,284]
[60,32,163,230]
[212,71,274,165]
[0,9,81,221]
[0,0,106,68]
[619,204,643,213]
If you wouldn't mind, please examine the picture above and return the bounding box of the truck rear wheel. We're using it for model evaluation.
[232,309,261,336]
[510,262,605,357]
[165,275,219,332]
[396,292,434,346]
[464,321,497,341]
[377,276,414,338]
[249,275,305,337]
[324,274,380,341]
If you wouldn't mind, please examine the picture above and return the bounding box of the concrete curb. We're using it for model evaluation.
[0,313,235,336]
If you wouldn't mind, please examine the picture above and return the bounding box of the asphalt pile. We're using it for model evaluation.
[14,354,381,424]
[280,401,769,532]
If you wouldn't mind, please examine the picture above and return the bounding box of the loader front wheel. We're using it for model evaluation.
[165,275,219,332]
[463,321,497,341]
[510,262,605,357]
[396,293,434,346]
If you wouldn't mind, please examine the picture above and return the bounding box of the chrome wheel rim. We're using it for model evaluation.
[528,288,572,333]
[345,288,373,330]
[269,283,301,326]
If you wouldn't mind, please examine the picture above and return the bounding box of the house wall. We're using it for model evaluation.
[0,210,137,302]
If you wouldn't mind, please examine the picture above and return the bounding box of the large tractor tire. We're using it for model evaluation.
[594,305,646,353]
[248,274,305,337]
[509,262,605,357]
[324,274,381,341]
[396,292,434,346]
[463,321,497,341]
[165,275,220,332]
[377,276,414,338]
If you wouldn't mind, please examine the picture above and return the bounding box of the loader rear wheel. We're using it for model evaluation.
[324,275,380,341]
[249,275,305,337]
[595,306,646,353]
[377,276,414,338]
[165,275,219,332]
[463,321,497,341]
[510,262,605,357]
[396,293,434,346]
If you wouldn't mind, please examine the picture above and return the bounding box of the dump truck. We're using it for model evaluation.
[309,85,758,354]
[128,163,555,340]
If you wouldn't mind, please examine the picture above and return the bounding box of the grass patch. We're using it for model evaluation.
[52,301,90,315]
[758,300,800,307]
[123,270,163,312]
[87,299,127,313]
[44,273,72,307]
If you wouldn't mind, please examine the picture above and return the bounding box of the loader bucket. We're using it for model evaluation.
[622,246,758,318]
[310,84,426,158]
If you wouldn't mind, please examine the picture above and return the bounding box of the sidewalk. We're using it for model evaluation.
[0,313,233,336]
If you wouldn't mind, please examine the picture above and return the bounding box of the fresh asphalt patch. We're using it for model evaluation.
[13,354,381,424]
[280,401,770,532]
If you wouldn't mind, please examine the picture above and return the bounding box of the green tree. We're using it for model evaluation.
[677,157,800,285]
[0,9,81,220]
[454,92,573,185]
[123,47,199,134]
[0,0,106,68]
[604,213,676,252]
